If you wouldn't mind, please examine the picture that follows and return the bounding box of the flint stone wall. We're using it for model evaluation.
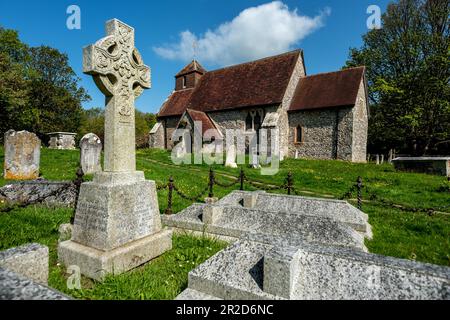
[288,107,354,161]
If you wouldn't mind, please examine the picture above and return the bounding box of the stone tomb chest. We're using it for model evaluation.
[47,132,76,150]
[392,157,450,177]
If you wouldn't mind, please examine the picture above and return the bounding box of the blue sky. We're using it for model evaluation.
[0,0,390,114]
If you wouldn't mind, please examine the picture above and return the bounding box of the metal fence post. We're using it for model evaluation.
[239,168,245,191]
[356,176,363,210]
[165,176,174,215]
[71,167,84,224]
[208,167,215,198]
[287,171,293,195]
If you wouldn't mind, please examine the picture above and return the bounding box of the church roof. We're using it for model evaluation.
[176,60,207,77]
[185,109,220,136]
[158,88,195,117]
[289,67,365,112]
[187,50,301,113]
[158,50,301,117]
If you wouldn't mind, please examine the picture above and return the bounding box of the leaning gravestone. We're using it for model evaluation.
[3,130,41,180]
[80,133,102,175]
[58,19,172,280]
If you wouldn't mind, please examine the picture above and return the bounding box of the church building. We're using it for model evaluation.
[149,50,369,162]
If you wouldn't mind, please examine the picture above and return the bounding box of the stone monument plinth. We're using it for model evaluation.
[58,19,172,280]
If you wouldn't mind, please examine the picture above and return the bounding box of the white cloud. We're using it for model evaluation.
[153,1,331,66]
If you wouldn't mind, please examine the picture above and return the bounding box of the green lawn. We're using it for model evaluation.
[0,146,449,299]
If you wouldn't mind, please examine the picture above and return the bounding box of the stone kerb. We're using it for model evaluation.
[0,243,49,284]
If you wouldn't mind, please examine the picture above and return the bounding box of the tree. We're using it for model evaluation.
[79,107,105,143]
[27,46,90,138]
[79,108,156,148]
[346,0,450,155]
[0,26,91,142]
[0,53,30,136]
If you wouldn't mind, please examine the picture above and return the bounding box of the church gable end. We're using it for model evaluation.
[287,67,368,162]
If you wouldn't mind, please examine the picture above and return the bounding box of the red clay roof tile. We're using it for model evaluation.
[289,67,365,112]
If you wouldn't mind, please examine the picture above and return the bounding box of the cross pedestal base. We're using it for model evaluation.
[58,170,172,280]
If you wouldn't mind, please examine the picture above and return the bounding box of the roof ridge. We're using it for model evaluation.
[303,66,365,79]
[204,49,302,75]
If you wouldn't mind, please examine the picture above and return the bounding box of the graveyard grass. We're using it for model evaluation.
[1,147,449,299]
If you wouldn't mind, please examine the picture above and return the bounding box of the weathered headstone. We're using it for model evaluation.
[225,144,237,168]
[251,147,261,169]
[3,130,41,180]
[58,19,172,280]
[47,132,76,150]
[80,133,102,174]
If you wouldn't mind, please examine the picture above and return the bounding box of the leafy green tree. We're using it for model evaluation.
[27,46,90,137]
[79,107,105,143]
[0,27,91,142]
[79,108,156,148]
[346,0,449,155]
[0,53,30,136]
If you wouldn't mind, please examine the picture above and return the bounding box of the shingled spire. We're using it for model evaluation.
[175,60,206,91]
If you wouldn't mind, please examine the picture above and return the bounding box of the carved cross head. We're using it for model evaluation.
[83,19,151,117]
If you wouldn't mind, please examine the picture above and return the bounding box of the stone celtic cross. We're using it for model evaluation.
[83,19,151,172]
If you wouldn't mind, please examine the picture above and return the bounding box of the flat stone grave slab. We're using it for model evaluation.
[216,191,371,237]
[178,233,450,300]
[163,202,366,251]
[0,243,49,284]
[0,267,70,300]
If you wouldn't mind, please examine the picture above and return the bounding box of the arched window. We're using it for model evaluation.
[245,113,253,131]
[295,125,304,144]
[254,112,262,131]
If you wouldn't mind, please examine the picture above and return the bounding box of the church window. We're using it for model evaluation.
[295,125,304,144]
[182,76,187,88]
[245,113,253,131]
[254,112,262,131]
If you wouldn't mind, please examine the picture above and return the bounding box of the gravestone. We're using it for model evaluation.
[251,147,261,169]
[225,144,237,168]
[58,19,172,280]
[3,130,41,180]
[80,133,102,174]
[47,132,76,150]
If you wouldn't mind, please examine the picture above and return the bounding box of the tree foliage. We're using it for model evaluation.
[79,108,156,148]
[0,26,90,141]
[346,0,449,155]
